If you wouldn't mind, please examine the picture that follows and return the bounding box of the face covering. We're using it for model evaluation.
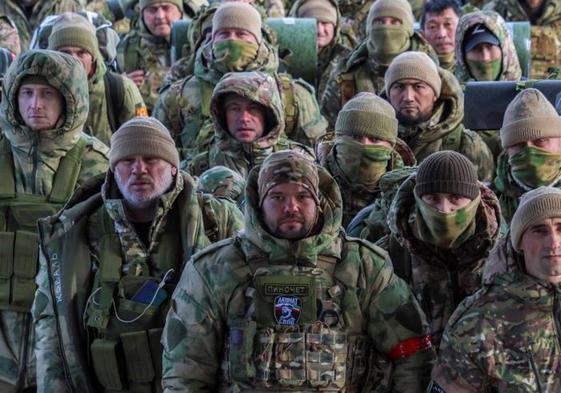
[212,39,259,72]
[334,136,392,188]
[509,145,561,189]
[414,192,480,249]
[466,58,501,81]
[438,52,455,70]
[367,25,410,65]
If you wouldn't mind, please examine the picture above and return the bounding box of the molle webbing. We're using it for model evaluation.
[278,74,297,135]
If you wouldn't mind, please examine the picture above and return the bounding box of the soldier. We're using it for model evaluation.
[48,13,147,147]
[0,14,20,55]
[0,49,109,392]
[197,165,246,205]
[161,150,435,392]
[154,2,327,155]
[33,116,243,393]
[384,51,494,180]
[494,88,561,224]
[117,0,184,113]
[318,92,412,227]
[429,186,561,392]
[188,71,315,177]
[421,0,462,73]
[321,0,438,130]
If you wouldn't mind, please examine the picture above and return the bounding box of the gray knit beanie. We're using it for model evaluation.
[385,51,442,97]
[140,0,182,12]
[212,3,263,42]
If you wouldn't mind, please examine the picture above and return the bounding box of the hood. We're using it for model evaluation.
[240,162,343,266]
[455,10,522,83]
[136,5,178,47]
[493,0,561,25]
[0,49,89,155]
[387,172,501,268]
[210,71,285,150]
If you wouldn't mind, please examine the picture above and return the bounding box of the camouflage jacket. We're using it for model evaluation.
[376,173,501,347]
[320,33,438,130]
[154,39,327,156]
[0,50,109,391]
[0,14,20,55]
[455,10,522,84]
[161,163,435,392]
[0,0,82,50]
[32,171,214,393]
[431,234,561,392]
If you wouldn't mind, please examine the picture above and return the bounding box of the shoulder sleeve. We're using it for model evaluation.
[77,135,110,186]
[119,75,146,122]
[460,129,495,182]
[290,78,328,145]
[320,64,344,131]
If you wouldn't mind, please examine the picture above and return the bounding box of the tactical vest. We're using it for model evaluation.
[530,25,561,79]
[0,137,87,312]
[220,238,374,391]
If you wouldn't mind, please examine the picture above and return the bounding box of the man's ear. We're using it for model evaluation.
[172,166,178,176]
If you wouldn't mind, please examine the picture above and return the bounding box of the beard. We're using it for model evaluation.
[115,169,175,210]
[396,109,433,127]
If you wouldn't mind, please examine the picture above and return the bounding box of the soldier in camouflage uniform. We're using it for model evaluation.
[154,2,327,156]
[33,116,243,393]
[320,0,438,130]
[384,51,495,181]
[484,0,561,79]
[117,0,184,113]
[188,71,315,177]
[0,14,20,55]
[494,88,561,225]
[161,150,435,392]
[0,49,109,392]
[197,165,246,205]
[429,186,561,392]
[48,13,147,147]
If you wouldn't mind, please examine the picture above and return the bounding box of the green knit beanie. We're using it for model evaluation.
[511,186,561,252]
[366,0,414,36]
[212,2,263,43]
[140,0,182,12]
[385,51,442,97]
[296,0,337,25]
[501,88,561,149]
[335,92,398,144]
[48,13,99,57]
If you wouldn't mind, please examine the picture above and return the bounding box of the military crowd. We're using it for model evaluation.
[1,0,561,391]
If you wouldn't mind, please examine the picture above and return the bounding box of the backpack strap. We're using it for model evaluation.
[277,74,297,135]
[104,72,126,132]
[0,138,15,199]
[49,137,88,204]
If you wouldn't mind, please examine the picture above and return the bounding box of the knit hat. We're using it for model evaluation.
[258,150,320,206]
[511,187,561,252]
[48,13,99,57]
[500,88,561,149]
[140,0,182,12]
[366,0,414,36]
[385,51,442,97]
[212,3,263,43]
[109,117,180,170]
[335,92,398,144]
[415,151,480,199]
[296,0,337,25]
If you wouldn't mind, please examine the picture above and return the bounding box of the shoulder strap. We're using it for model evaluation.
[277,74,297,135]
[104,72,126,132]
[0,138,15,199]
[49,137,89,204]
[123,34,141,73]
[337,71,356,107]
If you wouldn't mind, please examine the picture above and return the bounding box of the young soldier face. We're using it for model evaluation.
[389,78,438,126]
[18,84,65,131]
[421,193,472,213]
[520,217,561,284]
[224,94,267,143]
[423,7,459,56]
[58,46,95,78]
[350,135,392,147]
[261,183,318,240]
[143,3,182,38]
[213,28,258,44]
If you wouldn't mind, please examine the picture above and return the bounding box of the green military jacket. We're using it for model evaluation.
[0,14,20,55]
[0,50,109,391]
[161,163,436,392]
[431,234,561,392]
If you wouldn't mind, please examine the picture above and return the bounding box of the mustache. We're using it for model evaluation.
[279,214,304,224]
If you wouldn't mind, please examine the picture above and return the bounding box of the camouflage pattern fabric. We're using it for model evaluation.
[0,15,20,55]
[197,165,246,205]
[161,160,435,392]
[85,0,132,34]
[431,233,561,392]
[197,191,244,243]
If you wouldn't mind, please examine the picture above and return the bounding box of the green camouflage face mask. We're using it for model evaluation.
[509,145,561,188]
[414,193,480,249]
[466,58,501,81]
[335,136,392,187]
[212,39,259,72]
[367,25,410,65]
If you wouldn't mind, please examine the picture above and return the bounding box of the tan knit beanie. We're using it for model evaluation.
[212,3,263,43]
[48,13,99,57]
[296,0,337,25]
[501,88,561,149]
[335,92,398,144]
[140,0,182,12]
[366,0,414,36]
[385,51,442,97]
[109,117,180,170]
[511,186,561,252]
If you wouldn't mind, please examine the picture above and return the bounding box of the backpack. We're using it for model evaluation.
[103,71,126,132]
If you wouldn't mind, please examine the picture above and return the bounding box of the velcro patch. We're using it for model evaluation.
[274,296,302,325]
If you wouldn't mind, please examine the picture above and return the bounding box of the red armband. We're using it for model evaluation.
[388,335,432,360]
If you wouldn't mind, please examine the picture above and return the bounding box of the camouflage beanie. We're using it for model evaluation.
[511,186,561,252]
[335,92,398,144]
[212,3,262,42]
[109,117,180,170]
[48,13,98,57]
[140,0,182,12]
[258,150,320,206]
[198,165,245,201]
[385,51,442,97]
[415,151,479,199]
[501,88,561,149]
[296,0,337,25]
[366,0,414,36]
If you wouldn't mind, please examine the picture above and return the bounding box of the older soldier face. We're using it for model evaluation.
[114,156,177,209]
[507,137,561,157]
[224,94,267,142]
[58,46,95,78]
[317,22,335,49]
[143,2,182,38]
[18,83,65,131]
[261,183,318,240]
[423,7,459,57]
[421,193,472,213]
[389,78,438,126]
[520,217,561,284]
